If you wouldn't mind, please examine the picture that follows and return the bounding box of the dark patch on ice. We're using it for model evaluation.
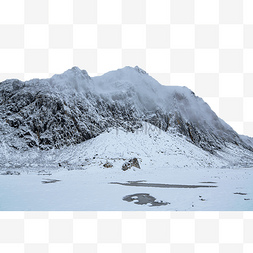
[41,178,61,184]
[244,198,251,201]
[1,171,20,175]
[199,182,217,184]
[110,181,217,189]
[123,193,169,206]
[234,192,247,195]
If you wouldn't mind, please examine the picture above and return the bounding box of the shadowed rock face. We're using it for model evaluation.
[0,66,252,153]
[0,79,142,150]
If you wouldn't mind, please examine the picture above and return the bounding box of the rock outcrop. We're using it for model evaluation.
[122,158,141,171]
[103,161,113,168]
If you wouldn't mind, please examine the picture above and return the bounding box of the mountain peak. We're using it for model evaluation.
[134,66,147,75]
[60,66,91,80]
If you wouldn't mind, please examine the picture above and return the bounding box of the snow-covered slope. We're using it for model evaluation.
[0,66,252,156]
[1,122,253,171]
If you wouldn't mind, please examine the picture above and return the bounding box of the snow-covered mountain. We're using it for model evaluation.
[0,66,252,155]
[1,66,253,211]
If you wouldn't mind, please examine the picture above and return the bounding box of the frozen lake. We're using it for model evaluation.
[0,166,252,211]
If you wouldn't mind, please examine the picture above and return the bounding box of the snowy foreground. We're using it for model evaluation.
[0,123,252,211]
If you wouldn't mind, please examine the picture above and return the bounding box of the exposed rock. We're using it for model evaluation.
[122,158,140,171]
[129,158,140,169]
[1,171,20,175]
[103,161,113,168]
[0,73,141,150]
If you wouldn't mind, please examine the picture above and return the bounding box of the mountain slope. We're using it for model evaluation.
[0,66,252,155]
[1,122,253,171]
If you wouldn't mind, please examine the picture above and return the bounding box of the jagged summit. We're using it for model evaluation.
[134,65,147,74]
[0,66,252,154]
[56,66,91,81]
